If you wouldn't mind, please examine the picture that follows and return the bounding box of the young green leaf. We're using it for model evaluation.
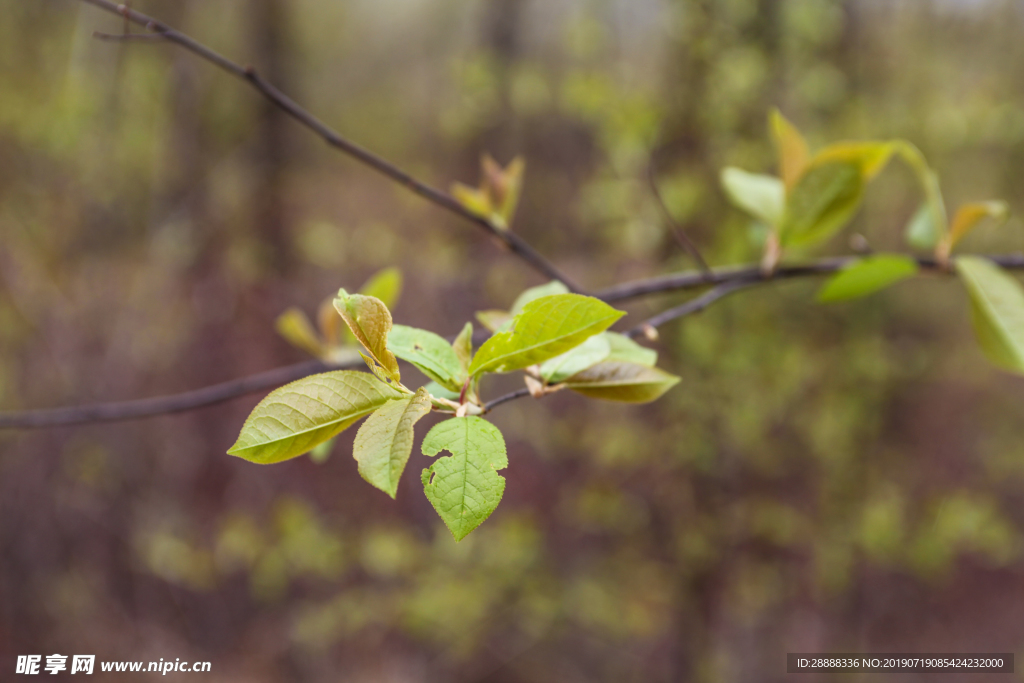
[469,294,625,375]
[770,109,810,191]
[817,255,919,303]
[720,167,785,227]
[275,308,324,358]
[539,333,611,383]
[957,256,1024,374]
[388,324,464,391]
[948,201,1008,250]
[228,371,403,465]
[353,388,432,498]
[317,269,403,349]
[894,142,948,249]
[421,416,508,542]
[451,155,525,230]
[452,322,473,374]
[484,155,525,228]
[451,183,493,219]
[564,361,681,403]
[510,280,571,314]
[779,160,864,247]
[905,203,942,251]
[602,331,657,367]
[334,289,401,382]
[359,267,403,310]
[813,141,894,181]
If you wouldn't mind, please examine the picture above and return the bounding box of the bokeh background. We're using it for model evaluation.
[4,0,1024,680]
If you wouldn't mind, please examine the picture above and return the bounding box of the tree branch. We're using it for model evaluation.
[0,359,356,429]
[597,254,1024,302]
[4,252,1024,429]
[623,280,755,338]
[484,388,532,413]
[76,0,581,291]
[92,30,168,42]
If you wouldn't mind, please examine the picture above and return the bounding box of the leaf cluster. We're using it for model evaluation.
[722,111,1020,371]
[232,279,679,540]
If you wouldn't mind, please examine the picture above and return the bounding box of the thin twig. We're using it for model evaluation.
[598,257,853,302]
[93,30,167,42]
[484,388,531,413]
[597,254,1024,302]
[0,359,355,429]
[77,0,582,292]
[647,157,711,276]
[623,281,755,338]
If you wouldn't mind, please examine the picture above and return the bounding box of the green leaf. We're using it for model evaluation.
[602,331,657,367]
[905,203,941,251]
[421,416,508,542]
[510,280,571,315]
[359,267,403,310]
[894,142,948,249]
[813,141,895,181]
[769,109,810,191]
[469,294,625,375]
[334,290,401,381]
[817,255,919,303]
[485,155,525,228]
[452,322,473,374]
[309,436,337,464]
[388,324,464,391]
[353,388,432,498]
[564,361,681,403]
[957,256,1024,374]
[539,334,611,383]
[720,167,785,227]
[275,308,324,358]
[948,201,1008,250]
[451,183,493,219]
[228,371,403,465]
[779,160,864,247]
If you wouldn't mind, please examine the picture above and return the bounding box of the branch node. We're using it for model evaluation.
[849,234,872,255]
[524,376,546,398]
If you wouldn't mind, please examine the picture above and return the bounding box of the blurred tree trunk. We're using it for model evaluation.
[250,0,293,275]
[159,1,210,261]
[483,0,524,122]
